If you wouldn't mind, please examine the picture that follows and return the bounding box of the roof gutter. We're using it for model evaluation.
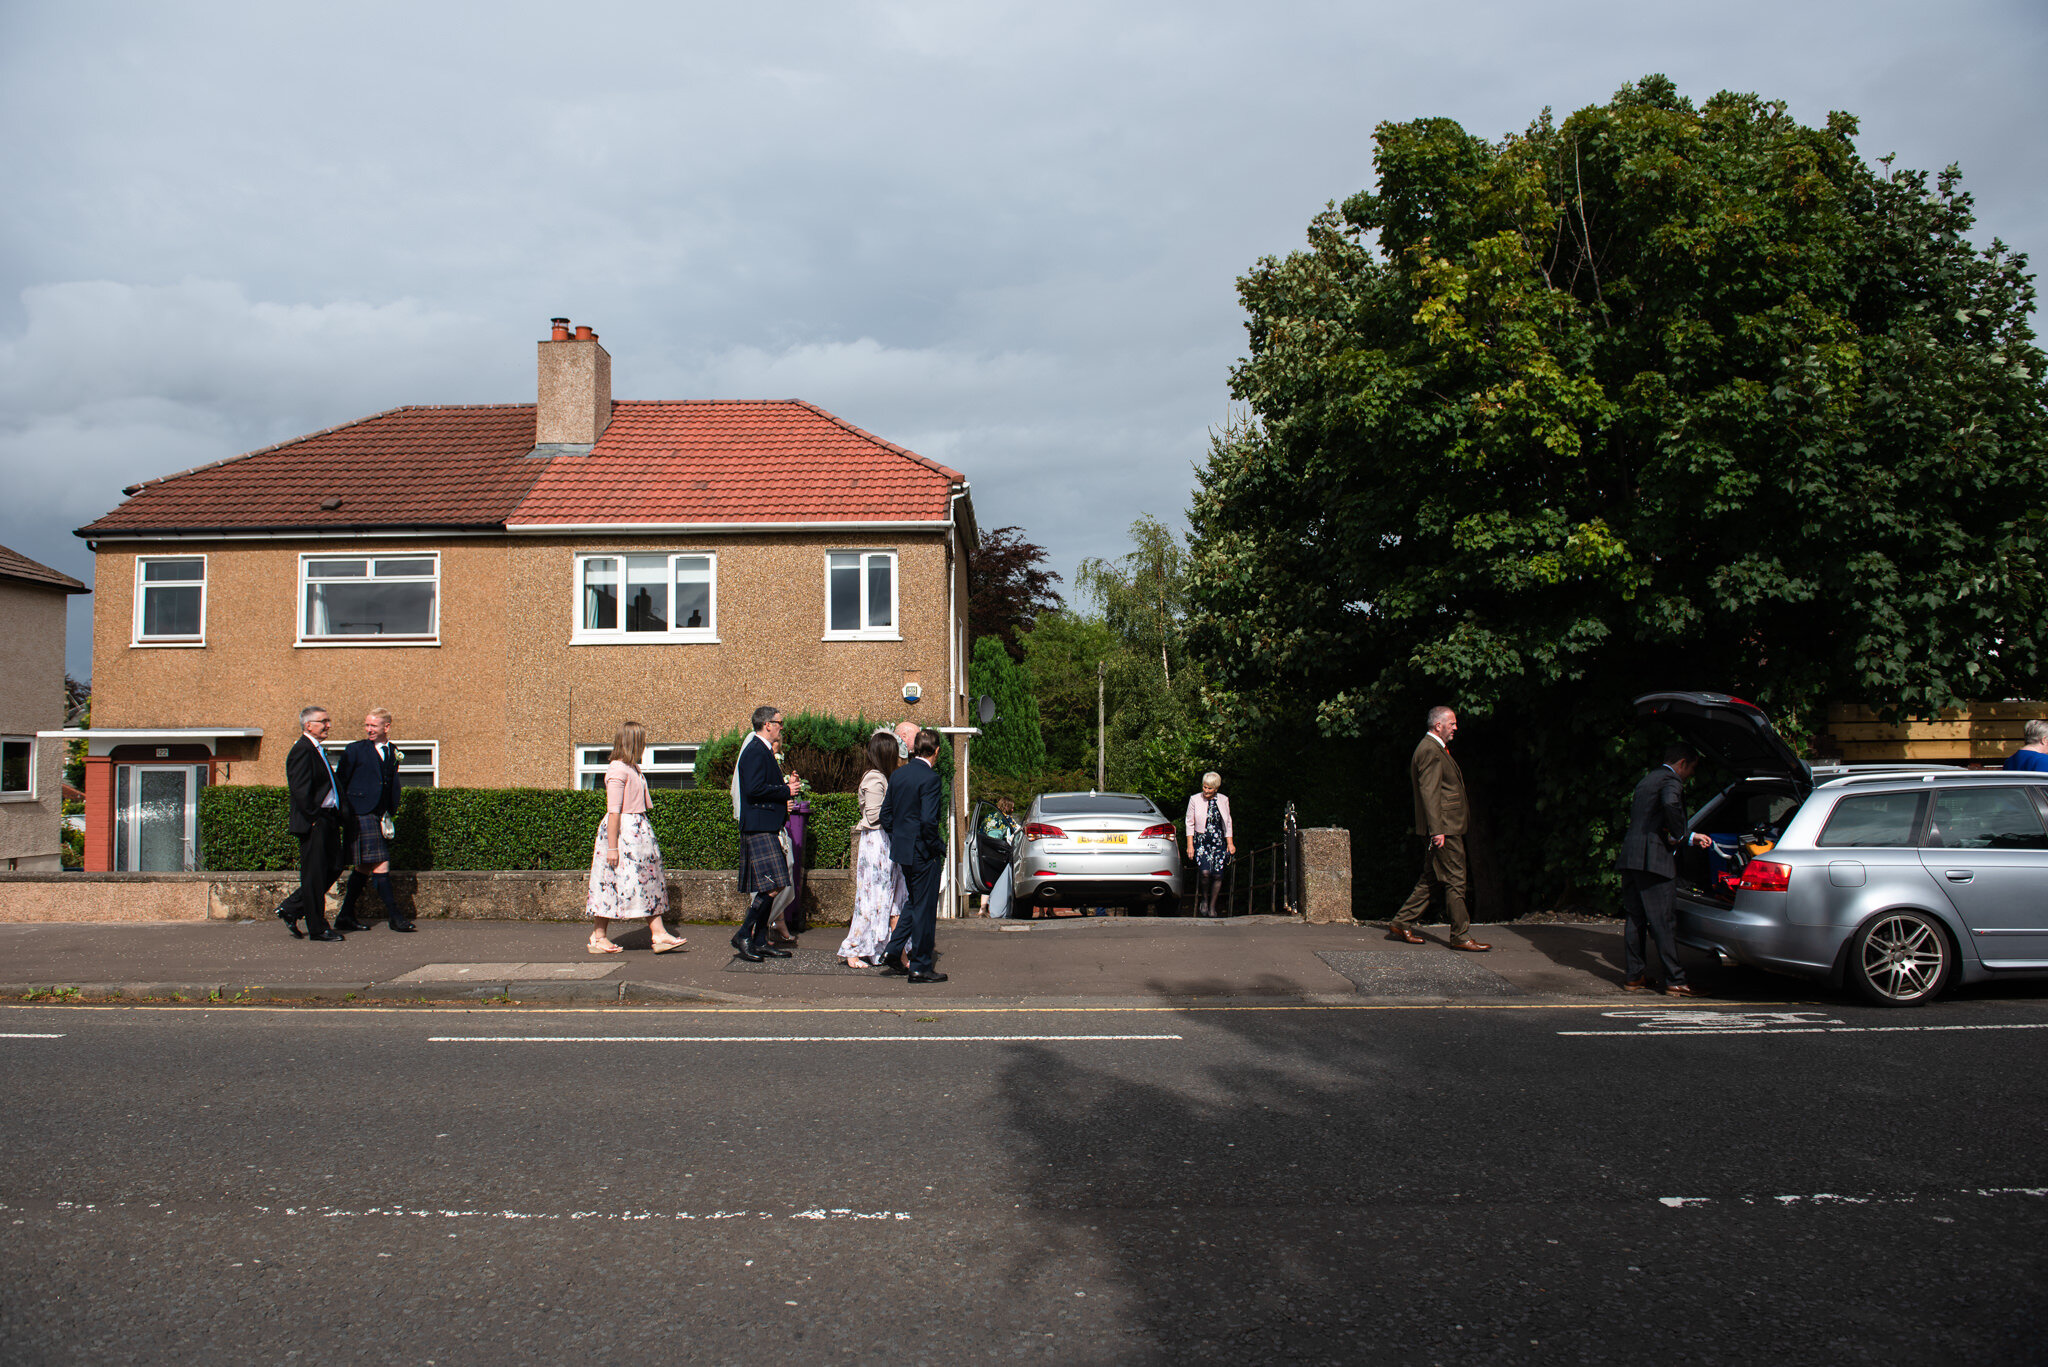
[503,520,952,533]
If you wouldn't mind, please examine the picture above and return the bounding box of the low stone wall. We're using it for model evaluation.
[0,870,854,925]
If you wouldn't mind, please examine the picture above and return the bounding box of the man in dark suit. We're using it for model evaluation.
[1618,744,1715,996]
[731,705,801,963]
[1388,705,1490,951]
[879,728,947,983]
[274,705,345,941]
[334,707,410,932]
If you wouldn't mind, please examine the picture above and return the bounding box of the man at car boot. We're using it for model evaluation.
[1617,744,1716,996]
[1388,705,1489,952]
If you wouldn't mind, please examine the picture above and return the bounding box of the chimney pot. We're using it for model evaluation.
[574,325,594,341]
[551,317,571,341]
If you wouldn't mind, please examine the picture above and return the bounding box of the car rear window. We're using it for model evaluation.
[1038,795,1158,816]
[1925,787,2048,850]
[1817,791,1926,847]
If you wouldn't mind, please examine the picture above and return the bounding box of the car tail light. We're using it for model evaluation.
[1031,870,1058,877]
[1148,870,1174,876]
[1737,860,1792,892]
[1140,823,1175,840]
[1023,823,1065,841]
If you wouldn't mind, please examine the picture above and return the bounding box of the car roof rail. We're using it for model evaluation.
[1815,768,2043,789]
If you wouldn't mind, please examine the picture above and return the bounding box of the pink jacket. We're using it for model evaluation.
[1186,792,1232,838]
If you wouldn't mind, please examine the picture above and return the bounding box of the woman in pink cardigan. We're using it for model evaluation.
[1185,772,1235,917]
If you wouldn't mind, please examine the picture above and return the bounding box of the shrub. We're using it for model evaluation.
[198,785,861,873]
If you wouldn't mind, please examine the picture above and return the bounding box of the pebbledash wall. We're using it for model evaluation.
[0,576,76,870]
[89,530,964,791]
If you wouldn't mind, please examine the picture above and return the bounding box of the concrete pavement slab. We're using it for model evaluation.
[1316,948,1525,997]
[387,962,620,983]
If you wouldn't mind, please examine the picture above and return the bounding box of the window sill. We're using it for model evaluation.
[295,638,441,649]
[821,633,903,643]
[569,633,722,647]
[0,793,39,803]
[130,640,207,649]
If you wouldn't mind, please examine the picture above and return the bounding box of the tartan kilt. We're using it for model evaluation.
[346,811,390,866]
[737,829,791,894]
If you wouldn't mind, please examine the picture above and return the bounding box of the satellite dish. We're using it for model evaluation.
[977,694,997,726]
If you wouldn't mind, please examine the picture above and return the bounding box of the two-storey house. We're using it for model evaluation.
[71,320,978,890]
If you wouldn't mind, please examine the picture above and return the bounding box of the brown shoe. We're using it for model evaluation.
[1449,939,1491,952]
[1385,924,1425,944]
[1664,983,1701,997]
[1622,975,1654,991]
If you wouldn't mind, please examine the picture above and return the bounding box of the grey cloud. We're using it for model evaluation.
[2,0,2041,680]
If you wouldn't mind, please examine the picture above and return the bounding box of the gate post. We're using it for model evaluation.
[1298,827,1352,924]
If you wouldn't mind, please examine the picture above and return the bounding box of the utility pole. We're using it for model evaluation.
[1096,659,1106,791]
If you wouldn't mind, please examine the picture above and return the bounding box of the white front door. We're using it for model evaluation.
[115,764,205,871]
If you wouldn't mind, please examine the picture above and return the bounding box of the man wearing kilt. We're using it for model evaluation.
[732,705,801,962]
[334,708,413,932]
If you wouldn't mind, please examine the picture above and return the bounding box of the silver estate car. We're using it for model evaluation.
[1639,692,2048,1006]
[1009,791,1185,915]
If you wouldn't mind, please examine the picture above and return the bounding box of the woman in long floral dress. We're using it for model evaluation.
[585,721,688,954]
[839,731,904,967]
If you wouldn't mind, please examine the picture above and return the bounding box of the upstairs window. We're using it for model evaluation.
[134,556,206,644]
[825,550,897,639]
[576,554,717,642]
[301,554,439,644]
[575,743,698,790]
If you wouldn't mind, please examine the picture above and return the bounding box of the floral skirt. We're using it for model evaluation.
[586,813,668,921]
[839,827,906,960]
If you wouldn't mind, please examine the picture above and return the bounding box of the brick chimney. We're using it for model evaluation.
[536,317,612,446]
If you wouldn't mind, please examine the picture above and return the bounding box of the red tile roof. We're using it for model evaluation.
[510,401,963,526]
[0,541,88,592]
[77,401,964,536]
[78,405,546,536]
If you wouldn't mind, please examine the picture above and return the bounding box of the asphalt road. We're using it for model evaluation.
[3,997,2045,1365]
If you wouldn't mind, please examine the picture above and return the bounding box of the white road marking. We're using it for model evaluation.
[427,1034,1186,1044]
[5,1200,911,1222]
[0,1033,63,1039]
[1564,1022,2048,1037]
[1659,1188,2048,1208]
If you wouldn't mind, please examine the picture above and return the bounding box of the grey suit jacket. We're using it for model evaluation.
[1617,765,1691,877]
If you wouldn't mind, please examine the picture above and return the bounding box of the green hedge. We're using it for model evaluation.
[198,786,861,873]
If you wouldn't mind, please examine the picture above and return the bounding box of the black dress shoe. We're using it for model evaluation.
[877,956,909,975]
[907,971,948,984]
[756,945,793,959]
[306,928,345,942]
[388,920,416,933]
[275,905,304,939]
[730,942,765,963]
[333,917,374,933]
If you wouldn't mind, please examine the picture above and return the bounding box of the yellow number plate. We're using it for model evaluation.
[1077,834,1128,845]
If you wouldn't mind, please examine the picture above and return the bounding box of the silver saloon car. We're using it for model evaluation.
[1010,791,1185,915]
[1638,691,2048,1006]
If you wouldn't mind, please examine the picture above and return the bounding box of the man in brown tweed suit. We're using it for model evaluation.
[1387,705,1490,952]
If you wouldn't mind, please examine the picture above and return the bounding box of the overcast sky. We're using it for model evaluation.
[4,0,2044,680]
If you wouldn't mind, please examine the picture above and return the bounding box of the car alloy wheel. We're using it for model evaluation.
[1849,909,1952,1007]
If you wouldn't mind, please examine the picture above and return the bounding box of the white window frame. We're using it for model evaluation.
[570,552,720,645]
[131,554,208,647]
[297,553,441,648]
[822,549,900,641]
[321,740,439,789]
[0,736,35,802]
[575,743,699,790]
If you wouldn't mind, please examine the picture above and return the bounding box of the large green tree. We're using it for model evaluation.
[1188,76,2048,909]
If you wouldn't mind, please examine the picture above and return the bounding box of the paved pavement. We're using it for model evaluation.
[0,914,1870,1007]
[3,997,2044,1364]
